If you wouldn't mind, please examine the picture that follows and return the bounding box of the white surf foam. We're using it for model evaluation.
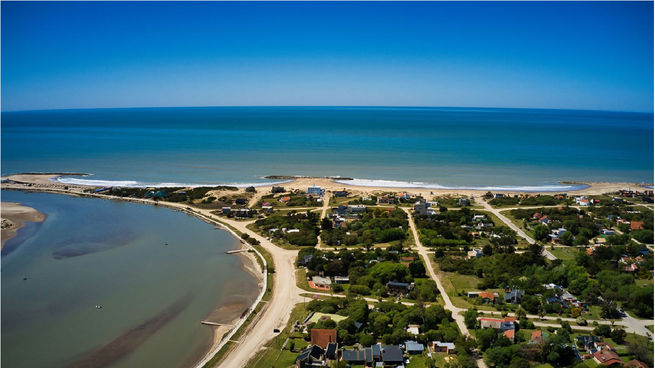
[334,178,588,192]
[52,177,292,189]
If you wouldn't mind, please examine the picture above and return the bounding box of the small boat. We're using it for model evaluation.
[95,305,102,309]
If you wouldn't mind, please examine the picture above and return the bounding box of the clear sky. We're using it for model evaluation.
[2,1,653,112]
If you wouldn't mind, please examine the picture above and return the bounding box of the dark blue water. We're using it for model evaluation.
[2,107,652,188]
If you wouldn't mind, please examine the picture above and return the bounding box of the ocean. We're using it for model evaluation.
[1,190,259,368]
[1,107,653,189]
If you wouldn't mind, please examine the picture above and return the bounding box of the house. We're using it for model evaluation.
[539,216,550,225]
[234,208,253,219]
[334,276,349,284]
[478,317,515,331]
[386,281,411,295]
[529,330,544,344]
[347,205,367,213]
[297,254,313,267]
[406,324,420,335]
[235,198,247,205]
[473,214,486,222]
[429,341,456,354]
[543,283,563,292]
[576,336,600,352]
[380,345,404,366]
[311,329,337,349]
[341,348,366,365]
[503,329,515,343]
[272,186,285,194]
[504,289,525,304]
[494,193,505,198]
[307,185,325,196]
[601,229,615,236]
[548,228,568,244]
[631,221,644,230]
[378,195,395,205]
[295,345,326,368]
[325,343,339,361]
[592,343,623,366]
[333,190,348,197]
[414,198,431,216]
[261,206,274,214]
[398,192,411,200]
[405,341,425,354]
[221,206,232,214]
[245,186,256,193]
[476,222,494,230]
[312,276,332,289]
[458,198,470,206]
[478,291,497,303]
[467,248,484,259]
[625,359,649,368]
[575,196,590,206]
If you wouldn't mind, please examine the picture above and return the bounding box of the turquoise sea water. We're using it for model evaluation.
[1,191,259,368]
[2,107,653,189]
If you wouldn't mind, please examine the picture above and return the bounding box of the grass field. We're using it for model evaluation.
[439,271,498,310]
[549,247,582,262]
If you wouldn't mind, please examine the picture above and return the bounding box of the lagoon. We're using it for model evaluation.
[1,190,258,368]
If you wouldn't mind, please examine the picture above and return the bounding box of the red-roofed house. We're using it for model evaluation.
[626,359,649,368]
[530,330,543,344]
[593,344,622,366]
[478,291,496,303]
[631,221,644,230]
[503,329,515,343]
[310,329,337,349]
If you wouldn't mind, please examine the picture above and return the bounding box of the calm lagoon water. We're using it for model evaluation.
[1,190,258,368]
[1,107,653,189]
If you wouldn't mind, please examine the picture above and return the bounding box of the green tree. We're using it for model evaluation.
[534,225,549,241]
[610,328,627,344]
[464,309,479,329]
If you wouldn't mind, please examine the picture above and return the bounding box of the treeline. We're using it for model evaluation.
[255,211,319,246]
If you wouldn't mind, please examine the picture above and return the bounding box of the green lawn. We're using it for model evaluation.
[439,272,498,310]
[549,247,582,262]
[647,325,654,333]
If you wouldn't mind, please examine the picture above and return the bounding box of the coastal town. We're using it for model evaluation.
[1,174,653,368]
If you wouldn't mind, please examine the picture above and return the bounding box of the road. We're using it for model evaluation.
[480,199,557,260]
[316,193,331,249]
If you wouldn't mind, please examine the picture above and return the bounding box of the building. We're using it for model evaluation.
[529,330,544,344]
[478,317,515,332]
[261,205,274,214]
[378,195,395,205]
[625,360,649,368]
[601,229,615,235]
[295,345,326,368]
[347,205,367,213]
[308,185,325,196]
[272,186,285,194]
[297,254,313,267]
[325,343,339,361]
[504,288,525,304]
[458,198,470,206]
[245,186,256,193]
[311,329,337,349]
[405,341,425,354]
[235,198,247,205]
[592,343,623,366]
[386,281,411,295]
[280,196,291,203]
[467,248,484,259]
[503,329,515,343]
[478,291,497,303]
[428,341,456,354]
[406,324,420,335]
[221,206,231,214]
[631,221,644,230]
[333,190,348,197]
[234,208,253,219]
[312,276,332,289]
[414,198,431,215]
[334,276,349,284]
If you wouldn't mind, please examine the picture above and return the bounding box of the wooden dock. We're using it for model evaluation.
[201,321,234,327]
[225,249,249,254]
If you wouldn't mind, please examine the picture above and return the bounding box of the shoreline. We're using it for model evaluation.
[1,202,47,248]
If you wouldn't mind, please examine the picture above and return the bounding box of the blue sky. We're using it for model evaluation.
[2,1,653,112]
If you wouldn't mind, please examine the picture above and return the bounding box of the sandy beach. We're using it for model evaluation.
[1,201,47,248]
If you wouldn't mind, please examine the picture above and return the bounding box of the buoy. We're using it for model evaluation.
[23,277,27,281]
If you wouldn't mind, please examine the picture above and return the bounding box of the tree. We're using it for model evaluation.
[464,309,479,329]
[593,325,611,337]
[610,328,627,344]
[359,334,375,346]
[288,340,295,351]
[321,217,333,230]
[515,308,527,321]
[409,261,426,278]
[534,225,549,241]
[560,231,574,246]
[477,328,498,350]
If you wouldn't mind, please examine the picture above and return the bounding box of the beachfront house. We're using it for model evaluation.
[311,329,337,349]
[333,190,348,197]
[307,185,325,196]
[294,345,326,368]
[272,186,285,194]
[234,208,252,219]
[458,198,470,206]
[347,205,367,214]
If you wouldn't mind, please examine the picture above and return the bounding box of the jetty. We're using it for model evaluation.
[226,249,249,254]
[201,321,234,327]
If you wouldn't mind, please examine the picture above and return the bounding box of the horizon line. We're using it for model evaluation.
[2,105,652,114]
